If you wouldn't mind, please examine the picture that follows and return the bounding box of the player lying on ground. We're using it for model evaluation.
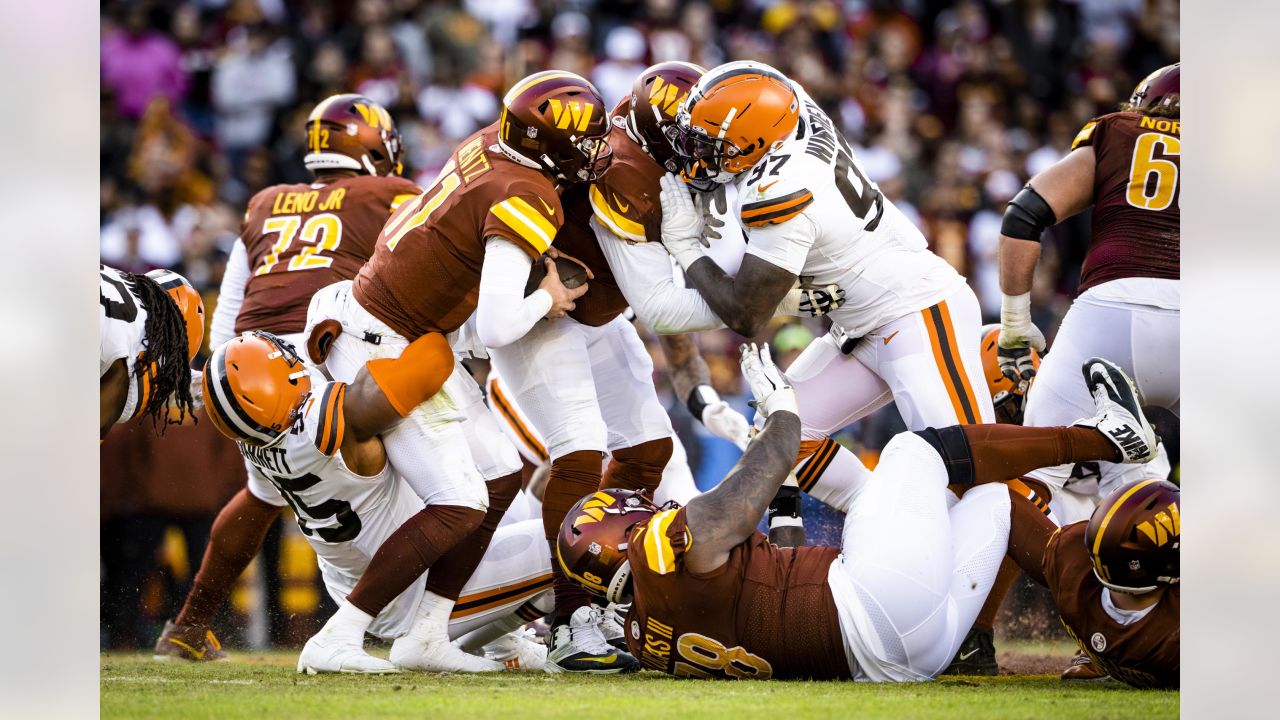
[557,344,1158,680]
[1007,478,1179,688]
[157,331,552,672]
[100,266,204,440]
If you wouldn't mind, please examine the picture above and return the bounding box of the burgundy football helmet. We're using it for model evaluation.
[556,489,662,603]
[1085,480,1180,593]
[498,71,612,183]
[1128,63,1180,111]
[303,94,403,177]
[623,61,707,174]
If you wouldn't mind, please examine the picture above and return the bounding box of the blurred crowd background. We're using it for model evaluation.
[100,0,1179,651]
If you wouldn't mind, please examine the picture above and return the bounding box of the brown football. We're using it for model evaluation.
[524,254,590,296]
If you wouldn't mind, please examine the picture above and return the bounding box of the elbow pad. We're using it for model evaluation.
[1000,185,1058,241]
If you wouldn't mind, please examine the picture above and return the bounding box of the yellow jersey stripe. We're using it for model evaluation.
[389,193,417,211]
[589,185,646,242]
[491,198,556,253]
[643,509,680,575]
[1071,121,1097,150]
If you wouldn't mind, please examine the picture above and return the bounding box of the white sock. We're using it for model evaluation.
[324,601,373,642]
[404,591,456,643]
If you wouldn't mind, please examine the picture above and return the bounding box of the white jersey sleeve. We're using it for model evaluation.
[735,149,823,275]
[210,238,250,348]
[591,217,724,334]
[100,265,151,423]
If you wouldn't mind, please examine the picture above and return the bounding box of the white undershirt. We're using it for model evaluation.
[475,237,553,348]
[210,238,251,348]
[1101,588,1158,626]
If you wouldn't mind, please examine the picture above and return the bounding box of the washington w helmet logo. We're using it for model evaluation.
[548,99,596,131]
[647,77,688,117]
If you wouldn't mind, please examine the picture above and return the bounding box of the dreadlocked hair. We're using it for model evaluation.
[124,271,196,431]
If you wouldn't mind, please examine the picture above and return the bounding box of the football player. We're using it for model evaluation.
[154,94,426,662]
[657,61,994,523]
[197,332,552,673]
[557,345,1158,682]
[996,64,1180,523]
[1007,478,1179,688]
[100,265,204,440]
[299,71,610,673]
[485,62,839,671]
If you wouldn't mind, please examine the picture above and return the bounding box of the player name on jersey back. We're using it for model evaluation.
[236,174,422,336]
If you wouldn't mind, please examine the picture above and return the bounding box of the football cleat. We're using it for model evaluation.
[483,629,547,671]
[389,634,504,673]
[153,620,228,663]
[939,626,998,677]
[597,604,629,651]
[297,634,399,675]
[544,606,640,674]
[1061,651,1110,681]
[1074,358,1157,464]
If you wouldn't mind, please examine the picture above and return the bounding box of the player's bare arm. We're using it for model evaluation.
[660,334,751,449]
[659,334,709,402]
[685,254,797,338]
[100,359,129,440]
[683,344,800,573]
[999,147,1098,297]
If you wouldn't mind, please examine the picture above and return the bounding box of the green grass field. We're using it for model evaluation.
[101,643,1178,719]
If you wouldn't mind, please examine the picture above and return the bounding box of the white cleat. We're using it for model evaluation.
[597,604,629,651]
[483,629,548,671]
[296,634,399,675]
[389,634,505,673]
[1074,357,1158,464]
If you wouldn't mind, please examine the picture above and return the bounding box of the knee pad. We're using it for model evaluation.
[915,426,974,486]
[602,437,673,494]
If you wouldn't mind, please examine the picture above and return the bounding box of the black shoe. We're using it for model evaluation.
[544,606,641,674]
[940,627,999,676]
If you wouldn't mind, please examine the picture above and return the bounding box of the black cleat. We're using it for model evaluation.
[544,606,641,674]
[940,627,999,676]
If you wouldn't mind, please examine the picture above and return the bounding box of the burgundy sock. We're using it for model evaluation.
[347,504,484,616]
[425,473,521,601]
[176,489,282,628]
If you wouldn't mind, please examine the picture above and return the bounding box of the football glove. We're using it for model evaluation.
[778,278,846,318]
[740,343,798,418]
[998,292,1046,384]
[696,185,729,242]
[658,172,707,269]
[702,401,751,450]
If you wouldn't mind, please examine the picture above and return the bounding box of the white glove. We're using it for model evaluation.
[777,280,846,317]
[658,172,707,269]
[739,342,798,418]
[188,369,205,412]
[701,401,751,450]
[999,292,1046,384]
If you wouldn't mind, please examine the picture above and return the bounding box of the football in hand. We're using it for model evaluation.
[525,253,590,296]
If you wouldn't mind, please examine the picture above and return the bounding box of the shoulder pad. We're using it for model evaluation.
[310,381,347,457]
[588,161,658,243]
[738,150,818,227]
[639,508,691,575]
[488,181,563,255]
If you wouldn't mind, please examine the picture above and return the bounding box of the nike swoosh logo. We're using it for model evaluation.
[957,648,980,661]
[758,180,780,192]
[167,638,205,659]
[538,197,556,217]
[612,194,630,213]
[882,331,900,345]
[578,654,619,664]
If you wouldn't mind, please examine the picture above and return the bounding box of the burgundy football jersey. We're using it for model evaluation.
[1070,111,1180,292]
[1044,522,1180,689]
[236,175,422,335]
[624,507,851,680]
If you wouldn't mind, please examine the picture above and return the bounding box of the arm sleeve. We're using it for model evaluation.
[210,238,251,348]
[742,212,819,275]
[475,237,554,348]
[592,217,724,334]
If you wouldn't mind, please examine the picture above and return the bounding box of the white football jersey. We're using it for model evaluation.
[732,85,965,338]
[100,264,152,423]
[241,368,425,583]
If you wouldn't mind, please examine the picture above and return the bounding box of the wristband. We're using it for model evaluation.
[767,485,803,529]
[686,384,720,423]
